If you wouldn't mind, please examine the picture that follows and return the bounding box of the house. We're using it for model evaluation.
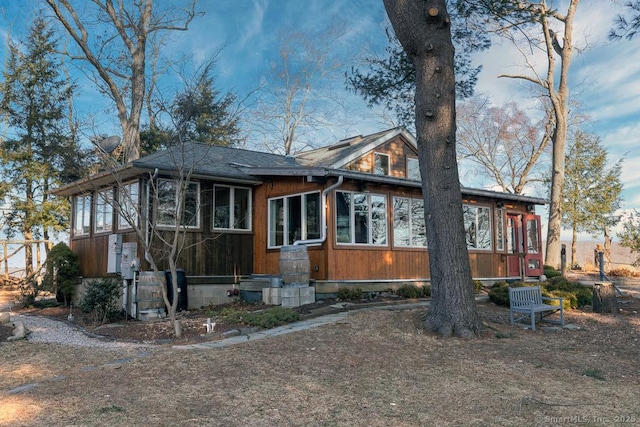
[53,127,547,308]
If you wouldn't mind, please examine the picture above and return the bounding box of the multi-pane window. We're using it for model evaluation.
[373,152,390,175]
[406,157,421,181]
[463,204,492,250]
[393,197,427,247]
[94,189,114,234]
[156,179,200,228]
[495,208,505,251]
[118,181,139,230]
[336,191,387,245]
[74,194,91,236]
[268,192,320,247]
[213,185,251,231]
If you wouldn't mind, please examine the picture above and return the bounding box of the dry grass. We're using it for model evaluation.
[2,297,639,427]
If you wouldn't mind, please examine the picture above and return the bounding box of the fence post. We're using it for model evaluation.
[598,251,605,281]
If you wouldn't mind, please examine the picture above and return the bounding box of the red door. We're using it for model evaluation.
[506,214,523,277]
[523,214,543,276]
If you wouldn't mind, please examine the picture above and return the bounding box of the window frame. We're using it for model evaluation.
[495,207,505,252]
[267,191,321,248]
[94,188,114,234]
[463,204,492,251]
[392,196,427,248]
[118,181,139,230]
[155,178,201,229]
[335,190,388,246]
[73,193,91,237]
[213,185,252,232]
[373,152,390,176]
[406,157,421,181]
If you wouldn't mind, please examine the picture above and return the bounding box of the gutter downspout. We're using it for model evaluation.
[293,175,344,246]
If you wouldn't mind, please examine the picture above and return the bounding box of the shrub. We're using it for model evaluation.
[396,284,430,299]
[487,278,592,309]
[543,265,562,278]
[80,277,122,324]
[213,306,301,329]
[473,280,485,292]
[608,268,634,277]
[43,242,80,306]
[337,287,363,301]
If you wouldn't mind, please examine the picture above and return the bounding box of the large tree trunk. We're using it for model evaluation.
[384,0,481,338]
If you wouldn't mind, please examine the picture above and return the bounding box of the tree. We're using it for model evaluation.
[619,210,640,266]
[140,58,241,155]
[246,23,351,155]
[482,0,580,269]
[45,0,201,163]
[610,1,640,40]
[562,130,623,267]
[456,95,552,194]
[0,16,86,277]
[347,7,490,128]
[383,0,482,338]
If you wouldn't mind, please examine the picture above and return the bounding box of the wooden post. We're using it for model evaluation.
[560,244,567,276]
[593,282,618,314]
[3,242,7,280]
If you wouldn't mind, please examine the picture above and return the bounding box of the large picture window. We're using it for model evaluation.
[393,197,426,247]
[214,185,251,231]
[336,191,387,245]
[268,192,320,247]
[74,194,91,236]
[156,179,200,228]
[94,189,114,234]
[463,204,492,250]
[118,181,139,230]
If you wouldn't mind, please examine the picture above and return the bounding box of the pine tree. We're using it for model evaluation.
[562,131,623,267]
[0,16,86,276]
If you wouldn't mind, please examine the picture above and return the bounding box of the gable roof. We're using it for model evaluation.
[295,127,416,168]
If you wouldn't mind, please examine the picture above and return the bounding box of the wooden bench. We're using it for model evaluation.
[509,286,564,331]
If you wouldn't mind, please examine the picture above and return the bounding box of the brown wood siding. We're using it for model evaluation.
[71,178,254,278]
[253,177,327,279]
[345,134,418,179]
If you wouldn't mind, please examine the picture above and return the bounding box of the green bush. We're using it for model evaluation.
[80,277,122,324]
[213,306,301,329]
[487,278,592,309]
[43,242,80,306]
[543,265,562,278]
[337,287,363,301]
[473,280,485,292]
[396,284,430,299]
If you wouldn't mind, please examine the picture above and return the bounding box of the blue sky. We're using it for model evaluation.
[0,0,638,242]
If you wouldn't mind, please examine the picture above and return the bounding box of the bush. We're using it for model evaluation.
[80,277,122,324]
[212,306,301,329]
[337,287,363,301]
[608,268,635,277]
[396,284,430,299]
[43,242,80,306]
[473,280,485,292]
[487,278,592,309]
[543,265,562,278]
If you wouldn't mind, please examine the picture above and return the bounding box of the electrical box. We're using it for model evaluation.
[107,234,123,274]
[120,242,138,280]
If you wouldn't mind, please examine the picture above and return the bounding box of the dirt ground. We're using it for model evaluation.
[1,278,639,426]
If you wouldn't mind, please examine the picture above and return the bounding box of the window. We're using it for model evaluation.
[74,194,91,236]
[495,208,505,251]
[373,152,390,175]
[156,179,200,228]
[213,185,251,231]
[407,157,421,181]
[336,191,387,245]
[268,192,320,247]
[463,204,492,250]
[393,197,427,247]
[94,189,114,234]
[526,218,539,254]
[118,181,139,230]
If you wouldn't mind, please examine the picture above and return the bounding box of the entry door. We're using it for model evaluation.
[506,214,523,277]
[523,214,543,276]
